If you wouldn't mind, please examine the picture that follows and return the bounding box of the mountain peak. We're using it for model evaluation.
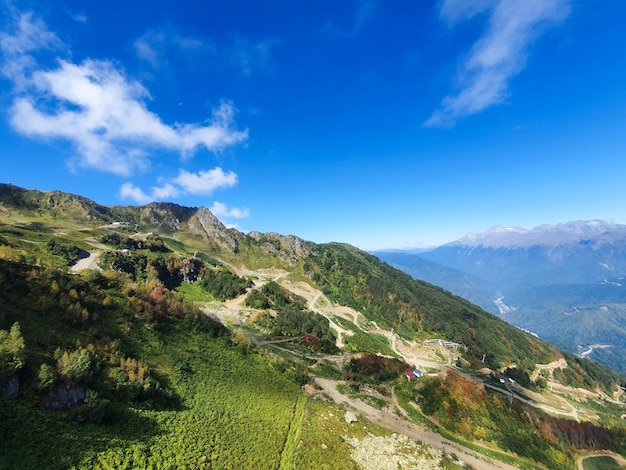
[457,225,529,247]
[451,220,626,248]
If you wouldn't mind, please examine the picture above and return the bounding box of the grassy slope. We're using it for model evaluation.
[0,259,364,470]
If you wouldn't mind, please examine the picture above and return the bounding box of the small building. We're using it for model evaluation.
[406,369,424,380]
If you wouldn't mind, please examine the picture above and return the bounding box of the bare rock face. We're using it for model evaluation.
[189,207,239,252]
[248,231,312,266]
[140,203,197,233]
[180,258,204,283]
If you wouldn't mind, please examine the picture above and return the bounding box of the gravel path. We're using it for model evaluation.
[314,377,520,470]
[70,251,102,272]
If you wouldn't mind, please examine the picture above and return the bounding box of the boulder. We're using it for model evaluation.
[345,410,358,423]
[0,376,19,397]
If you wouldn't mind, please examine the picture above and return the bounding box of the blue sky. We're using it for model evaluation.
[1,0,625,250]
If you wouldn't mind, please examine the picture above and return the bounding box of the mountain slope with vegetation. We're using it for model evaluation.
[376,222,626,374]
[1,184,625,470]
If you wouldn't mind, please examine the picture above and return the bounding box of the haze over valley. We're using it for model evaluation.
[376,220,626,374]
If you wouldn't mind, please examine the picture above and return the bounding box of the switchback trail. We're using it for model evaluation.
[577,451,626,470]
[314,377,521,470]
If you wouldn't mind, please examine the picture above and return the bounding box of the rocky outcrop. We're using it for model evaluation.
[140,203,197,233]
[188,207,239,252]
[248,231,312,266]
[44,387,85,410]
[0,375,19,397]
[179,258,204,283]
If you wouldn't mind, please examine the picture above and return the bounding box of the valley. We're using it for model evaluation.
[1,184,625,470]
[376,222,626,375]
[147,241,626,467]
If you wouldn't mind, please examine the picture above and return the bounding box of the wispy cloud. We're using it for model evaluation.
[134,26,277,78]
[354,0,377,33]
[323,0,378,37]
[134,27,209,69]
[425,0,570,127]
[0,12,62,89]
[438,0,496,25]
[228,36,278,77]
[0,12,248,176]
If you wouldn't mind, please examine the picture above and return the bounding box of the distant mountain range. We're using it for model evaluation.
[375,221,626,373]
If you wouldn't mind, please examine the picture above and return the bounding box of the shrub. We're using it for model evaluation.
[37,363,56,392]
[344,354,410,383]
[0,322,26,378]
[45,239,81,264]
[57,349,94,385]
[199,268,251,300]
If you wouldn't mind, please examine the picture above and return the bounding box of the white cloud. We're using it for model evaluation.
[120,167,240,205]
[151,183,180,200]
[119,182,152,205]
[425,0,570,127]
[210,201,250,219]
[0,12,248,176]
[119,181,181,204]
[173,167,237,195]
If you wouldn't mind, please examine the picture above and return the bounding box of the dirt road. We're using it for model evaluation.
[314,377,520,470]
[70,251,101,272]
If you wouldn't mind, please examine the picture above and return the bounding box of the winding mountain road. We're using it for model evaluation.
[314,377,520,470]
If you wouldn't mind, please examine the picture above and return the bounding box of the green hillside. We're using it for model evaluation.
[1,184,625,470]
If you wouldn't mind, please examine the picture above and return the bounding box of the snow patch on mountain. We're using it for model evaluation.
[493,295,517,315]
[450,220,626,249]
